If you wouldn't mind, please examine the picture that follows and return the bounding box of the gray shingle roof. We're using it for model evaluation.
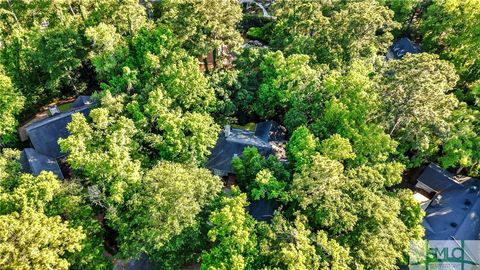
[248,199,276,222]
[206,124,273,174]
[423,179,480,240]
[19,148,64,179]
[417,163,461,193]
[26,97,93,158]
[71,95,93,109]
[254,121,273,142]
[386,37,421,60]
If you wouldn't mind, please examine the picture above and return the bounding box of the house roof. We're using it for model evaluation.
[254,121,273,142]
[19,148,64,179]
[205,124,273,174]
[26,97,94,159]
[71,95,93,109]
[417,163,461,193]
[386,37,421,60]
[423,179,480,240]
[248,199,276,222]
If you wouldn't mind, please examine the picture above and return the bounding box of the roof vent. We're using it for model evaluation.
[450,222,458,228]
[224,125,231,137]
[48,105,61,116]
[465,199,472,206]
[469,186,478,193]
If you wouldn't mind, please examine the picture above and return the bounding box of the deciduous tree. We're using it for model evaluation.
[201,191,258,270]
[0,68,24,144]
[377,53,459,165]
[155,0,242,57]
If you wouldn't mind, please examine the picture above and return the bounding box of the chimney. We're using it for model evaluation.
[224,125,231,137]
[48,105,61,116]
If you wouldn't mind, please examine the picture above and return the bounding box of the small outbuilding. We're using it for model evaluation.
[19,148,64,179]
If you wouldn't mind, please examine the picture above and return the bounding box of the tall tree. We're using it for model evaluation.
[257,214,323,270]
[155,0,242,57]
[253,51,321,119]
[286,126,318,172]
[201,191,258,270]
[59,95,142,210]
[420,0,480,89]
[270,0,399,66]
[0,149,108,269]
[377,53,459,165]
[0,67,24,144]
[290,154,423,269]
[439,104,480,176]
[0,210,85,270]
[116,162,222,265]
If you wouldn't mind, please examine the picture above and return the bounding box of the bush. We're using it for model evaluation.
[246,27,264,41]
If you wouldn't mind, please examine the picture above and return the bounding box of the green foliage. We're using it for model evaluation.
[318,134,356,161]
[257,214,322,270]
[239,14,273,33]
[291,154,422,269]
[0,210,85,270]
[1,26,86,107]
[439,104,480,176]
[116,162,222,263]
[155,0,242,57]
[254,51,320,119]
[286,126,318,171]
[60,102,142,208]
[246,27,264,41]
[201,191,258,270]
[232,147,290,193]
[380,0,421,24]
[306,61,398,166]
[207,69,239,124]
[60,93,222,266]
[271,0,399,66]
[0,149,108,269]
[377,53,459,165]
[142,88,220,164]
[0,0,150,115]
[233,48,268,118]
[420,0,480,85]
[0,1,477,269]
[250,169,287,202]
[0,68,24,144]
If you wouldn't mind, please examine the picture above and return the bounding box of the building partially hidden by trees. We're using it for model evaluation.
[18,96,94,178]
[206,121,285,176]
[415,163,480,240]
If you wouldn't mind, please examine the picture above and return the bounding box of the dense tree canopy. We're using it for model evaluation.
[270,0,399,66]
[0,210,84,270]
[0,0,478,269]
[155,0,243,57]
[420,0,480,87]
[291,155,423,269]
[377,53,459,165]
[0,68,24,144]
[0,149,108,269]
